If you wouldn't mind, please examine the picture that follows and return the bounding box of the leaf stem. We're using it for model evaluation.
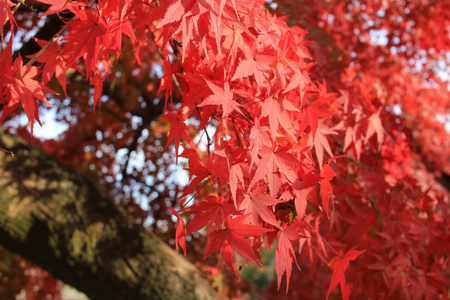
[180,180,209,209]
[302,215,342,258]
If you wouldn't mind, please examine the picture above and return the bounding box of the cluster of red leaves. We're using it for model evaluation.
[0,43,54,134]
[150,0,374,295]
[1,0,449,299]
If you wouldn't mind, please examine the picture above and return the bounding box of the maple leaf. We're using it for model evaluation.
[261,96,294,138]
[298,97,333,139]
[167,207,187,258]
[108,8,137,54]
[183,195,241,234]
[179,1,210,60]
[248,146,299,197]
[283,59,312,101]
[0,49,55,135]
[214,141,249,206]
[158,58,175,109]
[31,38,68,97]
[232,46,277,88]
[0,0,15,31]
[180,151,229,199]
[60,9,112,77]
[222,15,256,62]
[204,214,272,278]
[239,186,280,228]
[365,108,385,150]
[320,164,336,218]
[327,247,365,300]
[205,2,223,55]
[229,163,244,205]
[36,0,85,17]
[158,0,193,27]
[163,111,191,162]
[293,172,321,218]
[180,158,210,198]
[249,119,272,169]
[276,223,305,292]
[307,119,337,168]
[179,73,212,112]
[0,42,14,85]
[197,80,243,118]
[343,125,363,160]
[157,0,210,60]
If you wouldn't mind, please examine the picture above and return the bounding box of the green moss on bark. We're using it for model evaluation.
[0,130,220,300]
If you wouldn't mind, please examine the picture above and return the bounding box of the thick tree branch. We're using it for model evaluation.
[0,130,219,300]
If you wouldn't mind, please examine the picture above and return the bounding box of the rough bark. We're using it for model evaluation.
[0,130,219,300]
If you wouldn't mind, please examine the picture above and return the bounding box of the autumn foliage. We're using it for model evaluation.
[1,0,450,299]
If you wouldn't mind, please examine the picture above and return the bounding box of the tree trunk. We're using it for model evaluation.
[0,130,219,300]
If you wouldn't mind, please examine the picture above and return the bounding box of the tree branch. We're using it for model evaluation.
[0,130,220,300]
[14,14,66,61]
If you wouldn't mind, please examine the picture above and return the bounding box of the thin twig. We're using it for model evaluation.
[25,0,99,66]
[11,0,25,14]
[0,147,14,157]
[26,24,69,66]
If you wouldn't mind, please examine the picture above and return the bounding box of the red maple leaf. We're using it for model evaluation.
[365,108,385,150]
[307,119,337,168]
[158,0,193,27]
[31,38,68,97]
[249,119,272,169]
[197,80,243,118]
[232,46,276,88]
[0,0,15,31]
[248,146,299,197]
[204,214,272,278]
[157,58,179,109]
[327,247,365,300]
[178,1,210,60]
[261,96,294,138]
[293,171,321,218]
[214,143,246,206]
[183,195,241,234]
[107,7,137,54]
[282,59,312,101]
[276,222,306,292]
[180,161,210,199]
[60,9,112,77]
[343,125,363,160]
[239,186,280,228]
[0,42,14,86]
[167,207,187,258]
[179,73,212,113]
[180,152,228,199]
[37,0,85,17]
[320,163,336,218]
[163,111,191,162]
[298,96,333,139]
